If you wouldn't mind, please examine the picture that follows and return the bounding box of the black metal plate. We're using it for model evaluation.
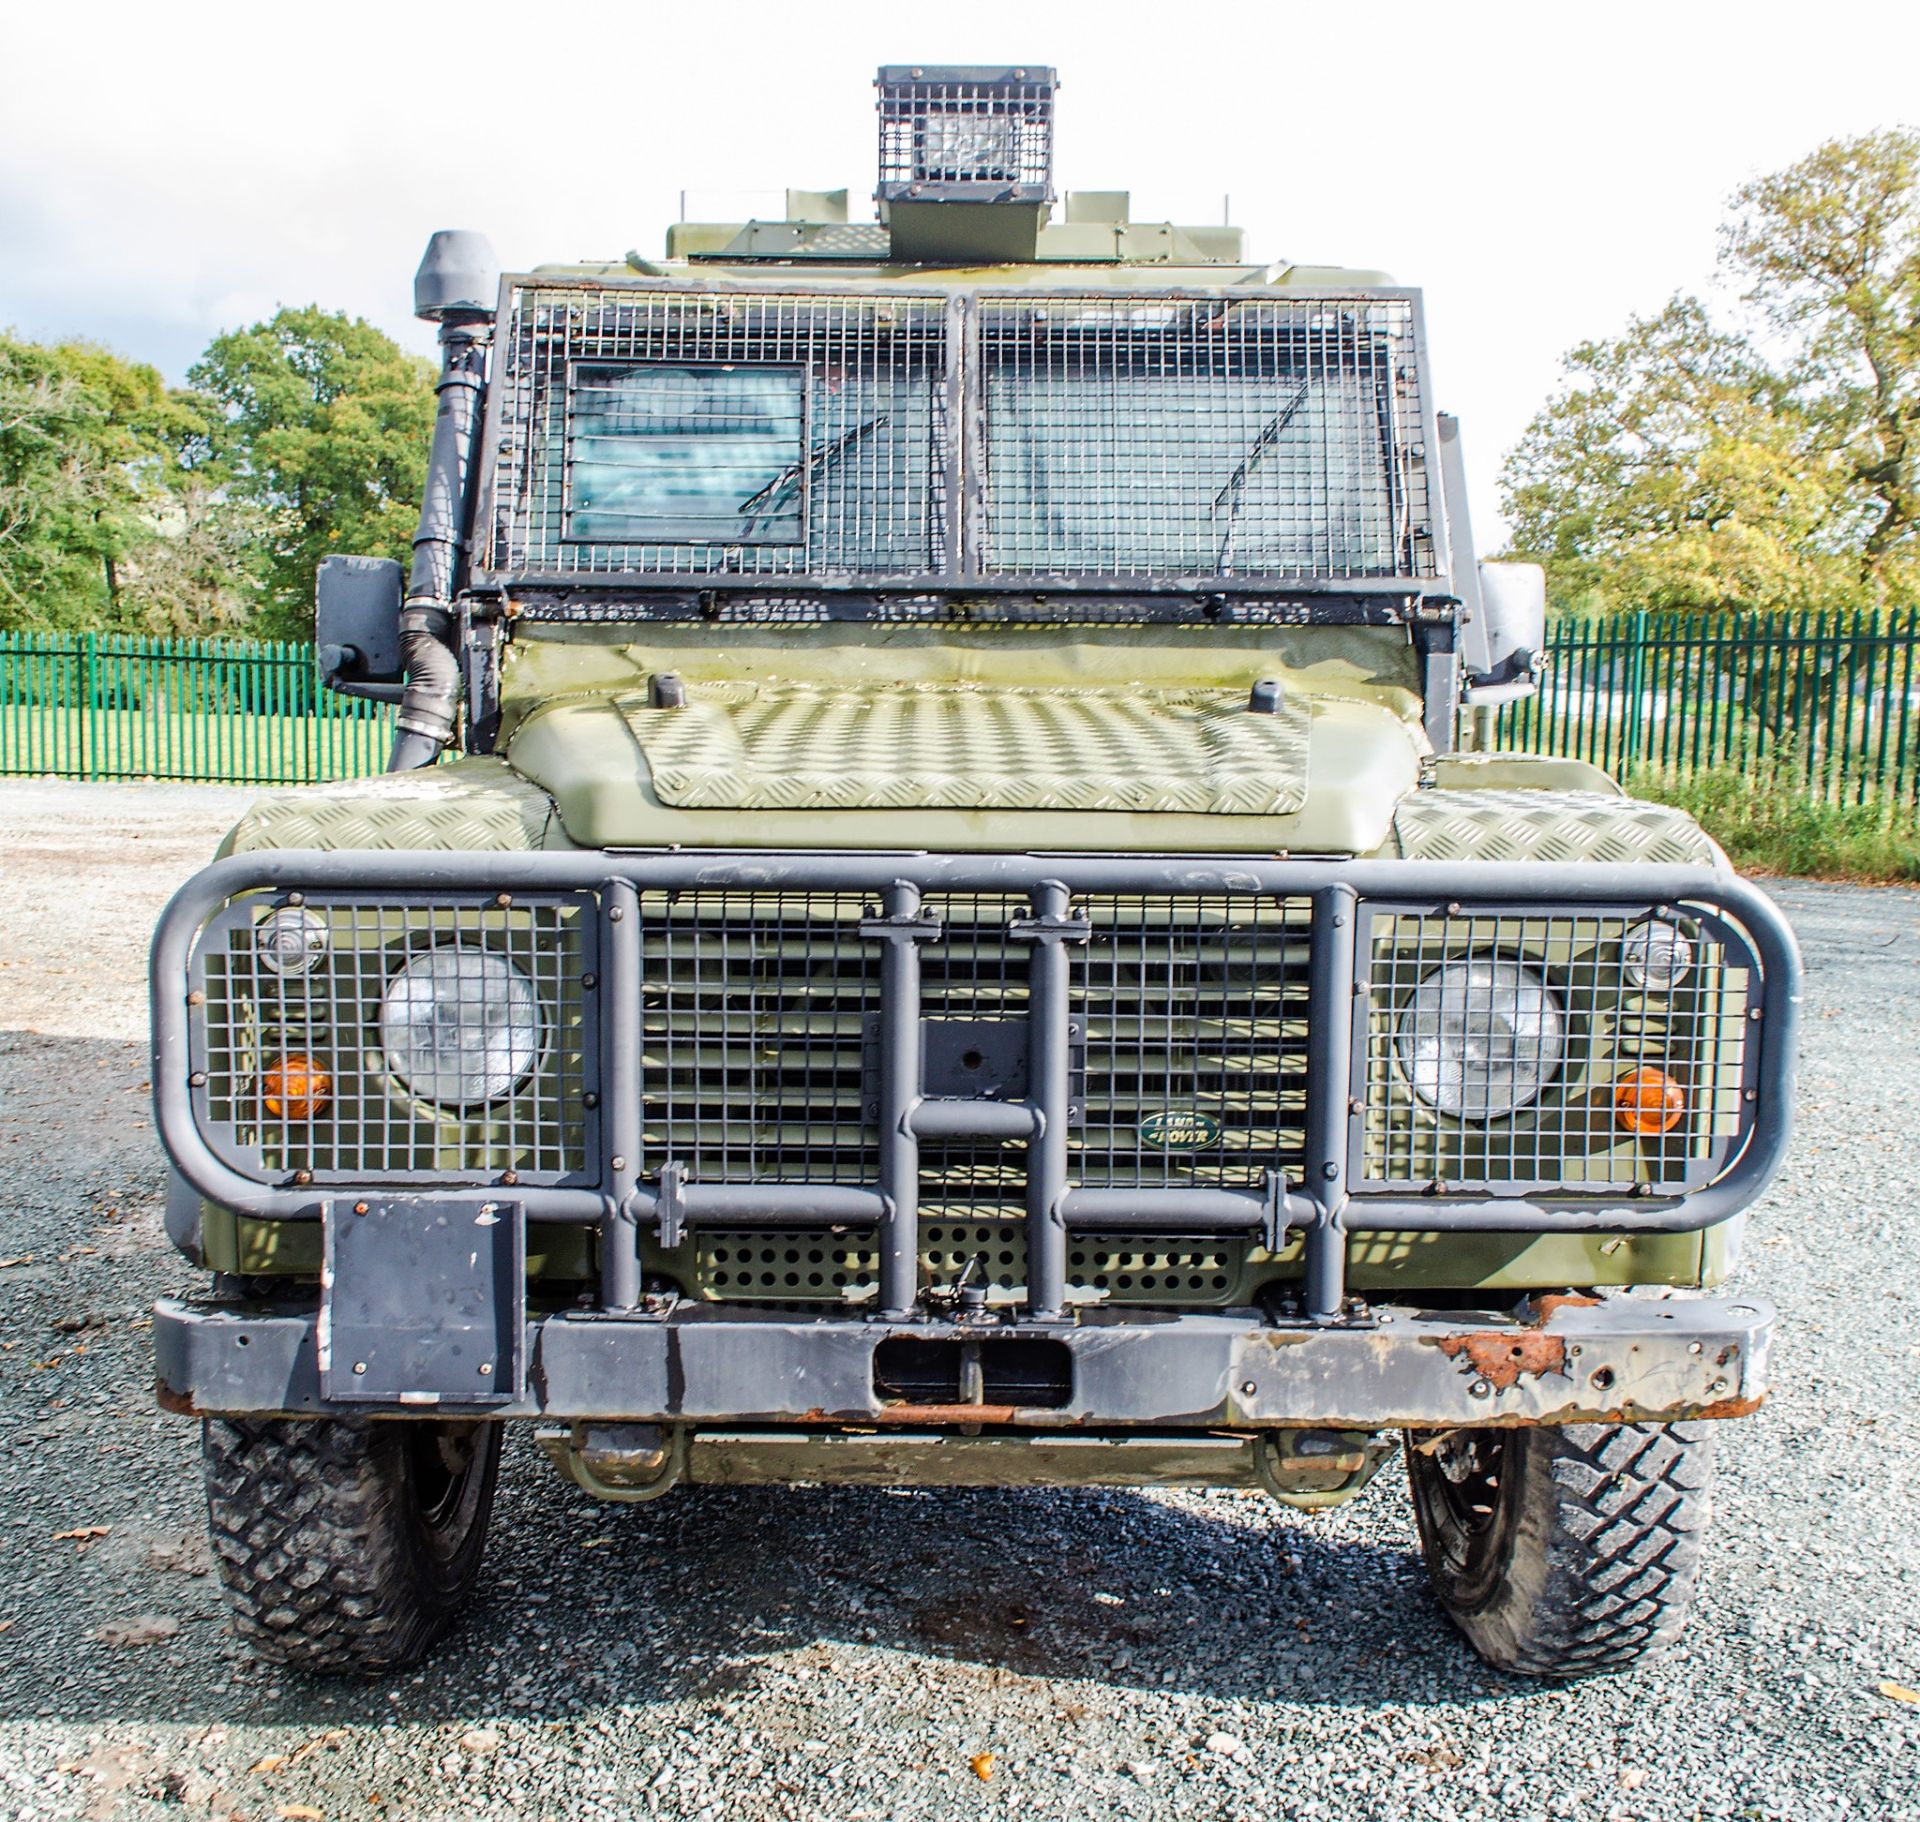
[861,1014,1087,1117]
[319,1197,525,1405]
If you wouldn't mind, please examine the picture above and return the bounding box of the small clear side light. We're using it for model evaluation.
[257,906,329,976]
[1621,920,1693,992]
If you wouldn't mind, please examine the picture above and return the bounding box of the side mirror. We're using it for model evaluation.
[1462,560,1546,706]
[315,555,405,702]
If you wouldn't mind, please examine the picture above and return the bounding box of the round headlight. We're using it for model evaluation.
[256,905,328,977]
[1395,958,1566,1120]
[379,946,542,1105]
[1621,920,1693,992]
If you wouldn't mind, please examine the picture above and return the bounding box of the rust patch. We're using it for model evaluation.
[1440,1390,1769,1429]
[153,1380,199,1417]
[870,1403,1021,1425]
[1690,1393,1766,1421]
[1432,1330,1569,1388]
[1524,1293,1602,1325]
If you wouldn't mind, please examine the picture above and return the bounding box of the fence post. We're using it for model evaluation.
[1621,609,1648,779]
[79,631,98,782]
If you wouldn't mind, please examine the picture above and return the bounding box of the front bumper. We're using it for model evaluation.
[155,1291,1772,1431]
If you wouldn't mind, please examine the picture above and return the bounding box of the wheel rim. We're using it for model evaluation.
[409,1423,483,1535]
[1421,1430,1516,1604]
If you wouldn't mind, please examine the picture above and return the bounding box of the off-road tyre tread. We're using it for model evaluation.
[203,1416,498,1675]
[1410,1421,1714,1678]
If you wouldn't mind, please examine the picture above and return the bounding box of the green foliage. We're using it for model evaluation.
[189,309,435,638]
[1506,130,1920,617]
[0,333,234,632]
[1629,760,1920,882]
[0,309,434,640]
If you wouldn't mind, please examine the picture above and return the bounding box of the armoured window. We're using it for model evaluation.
[565,364,808,544]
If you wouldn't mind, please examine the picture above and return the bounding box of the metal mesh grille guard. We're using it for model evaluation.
[478,283,1434,592]
[154,855,1798,1322]
[876,68,1056,197]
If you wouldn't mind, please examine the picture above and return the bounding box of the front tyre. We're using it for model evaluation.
[203,1416,502,1674]
[1408,1422,1714,1677]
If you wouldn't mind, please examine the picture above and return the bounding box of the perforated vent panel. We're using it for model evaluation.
[695,1224,1245,1306]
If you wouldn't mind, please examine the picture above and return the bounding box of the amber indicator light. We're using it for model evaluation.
[263,1054,332,1120]
[1614,1066,1685,1136]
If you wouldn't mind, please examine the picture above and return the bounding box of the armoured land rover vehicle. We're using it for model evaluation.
[151,67,1799,1680]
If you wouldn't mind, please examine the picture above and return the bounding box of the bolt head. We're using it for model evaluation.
[353,1361,367,1375]
[1468,1379,1491,1399]
[611,1156,627,1173]
[1240,1380,1257,1397]
[353,1201,369,1216]
[478,1363,493,1376]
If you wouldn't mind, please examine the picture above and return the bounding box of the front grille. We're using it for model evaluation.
[1359,908,1753,1195]
[198,897,593,1184]
[637,890,1311,1215]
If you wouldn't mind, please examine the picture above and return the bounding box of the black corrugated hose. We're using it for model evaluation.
[389,318,490,772]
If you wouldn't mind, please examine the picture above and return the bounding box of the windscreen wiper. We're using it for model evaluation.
[1212,379,1311,567]
[738,418,885,536]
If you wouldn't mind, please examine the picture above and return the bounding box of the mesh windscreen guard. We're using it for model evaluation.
[977,295,1430,580]
[482,284,1432,586]
[486,288,950,579]
[1359,908,1753,1196]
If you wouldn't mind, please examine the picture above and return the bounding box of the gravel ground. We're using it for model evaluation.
[0,778,1916,1822]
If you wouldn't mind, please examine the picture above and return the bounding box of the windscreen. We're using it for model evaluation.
[481,284,1432,589]
[566,365,808,544]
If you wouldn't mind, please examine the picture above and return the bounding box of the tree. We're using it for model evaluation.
[190,308,435,639]
[0,333,269,635]
[1504,130,1920,615]
[1,335,166,629]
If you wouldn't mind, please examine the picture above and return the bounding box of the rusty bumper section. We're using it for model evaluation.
[154,1293,1772,1432]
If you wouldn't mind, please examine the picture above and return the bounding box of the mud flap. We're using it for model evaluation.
[318,1197,525,1406]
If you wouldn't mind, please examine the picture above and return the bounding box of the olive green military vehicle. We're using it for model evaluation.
[152,67,1799,1679]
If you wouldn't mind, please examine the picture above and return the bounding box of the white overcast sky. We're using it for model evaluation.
[4,0,1917,547]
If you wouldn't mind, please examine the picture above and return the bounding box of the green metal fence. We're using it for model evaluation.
[4,613,1918,801]
[0,632,394,784]
[1497,608,1920,807]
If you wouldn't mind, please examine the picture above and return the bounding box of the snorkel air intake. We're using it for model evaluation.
[390,229,498,772]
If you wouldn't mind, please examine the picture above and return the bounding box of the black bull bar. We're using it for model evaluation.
[151,851,1797,1428]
